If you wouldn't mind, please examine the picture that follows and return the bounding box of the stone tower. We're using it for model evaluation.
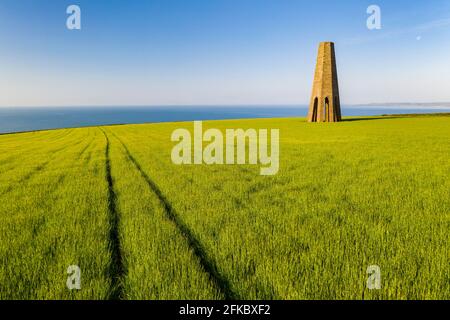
[307,42,342,122]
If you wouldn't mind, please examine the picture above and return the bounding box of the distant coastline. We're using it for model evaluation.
[1,105,450,134]
[356,102,450,108]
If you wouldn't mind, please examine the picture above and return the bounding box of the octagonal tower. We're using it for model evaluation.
[307,42,342,122]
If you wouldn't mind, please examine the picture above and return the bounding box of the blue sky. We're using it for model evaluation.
[0,0,449,106]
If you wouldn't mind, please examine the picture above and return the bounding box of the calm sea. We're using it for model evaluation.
[0,105,448,134]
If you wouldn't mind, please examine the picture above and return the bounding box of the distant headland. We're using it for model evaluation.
[358,102,450,108]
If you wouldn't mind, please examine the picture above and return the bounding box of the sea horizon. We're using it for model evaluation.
[0,104,449,134]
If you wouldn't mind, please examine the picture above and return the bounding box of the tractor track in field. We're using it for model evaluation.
[100,129,125,300]
[109,131,238,300]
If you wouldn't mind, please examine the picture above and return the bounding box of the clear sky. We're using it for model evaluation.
[0,0,449,107]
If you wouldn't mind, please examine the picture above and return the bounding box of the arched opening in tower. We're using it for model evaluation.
[324,97,330,122]
[334,96,338,121]
[335,96,341,121]
[312,97,318,122]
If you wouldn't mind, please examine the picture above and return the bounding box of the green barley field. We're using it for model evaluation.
[0,115,449,300]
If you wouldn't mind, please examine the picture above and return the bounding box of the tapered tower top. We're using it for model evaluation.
[307,42,342,122]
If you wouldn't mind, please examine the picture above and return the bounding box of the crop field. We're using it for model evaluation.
[0,115,449,300]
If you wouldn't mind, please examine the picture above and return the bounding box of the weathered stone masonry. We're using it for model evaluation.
[307,42,342,122]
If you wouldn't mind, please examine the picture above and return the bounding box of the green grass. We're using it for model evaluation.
[0,115,449,300]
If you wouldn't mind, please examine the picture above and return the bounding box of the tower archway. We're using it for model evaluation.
[334,96,338,121]
[312,97,318,122]
[324,97,330,122]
